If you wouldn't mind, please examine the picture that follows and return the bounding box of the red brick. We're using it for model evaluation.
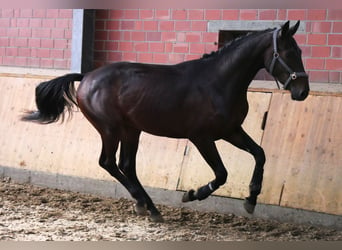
[58,9,72,18]
[259,9,276,20]
[222,10,239,20]
[27,57,40,67]
[94,41,104,50]
[190,43,205,54]
[106,20,120,30]
[191,21,207,31]
[153,53,168,64]
[96,10,109,20]
[30,19,42,28]
[205,43,218,54]
[326,59,342,70]
[175,21,191,31]
[202,32,217,43]
[332,47,342,58]
[0,37,9,47]
[110,10,124,20]
[165,42,173,52]
[19,28,32,37]
[162,32,177,42]
[168,53,184,64]
[305,58,325,70]
[121,52,135,62]
[327,10,342,20]
[329,71,340,83]
[177,32,186,42]
[32,28,51,38]
[46,9,59,18]
[185,32,201,43]
[123,31,131,41]
[172,9,187,20]
[18,48,31,57]
[189,10,204,20]
[105,41,119,50]
[94,51,107,61]
[20,9,33,18]
[311,46,331,57]
[240,10,257,20]
[54,60,68,69]
[310,22,331,33]
[277,9,287,20]
[155,9,170,20]
[301,46,312,57]
[1,9,14,18]
[185,54,200,61]
[109,31,121,41]
[15,57,27,66]
[131,31,145,41]
[0,18,10,27]
[173,43,188,53]
[333,22,342,33]
[307,34,327,45]
[121,21,136,30]
[54,39,68,49]
[160,21,174,31]
[95,20,105,30]
[51,29,65,39]
[0,28,6,37]
[119,41,134,51]
[50,49,64,59]
[95,30,108,41]
[134,42,149,52]
[3,56,15,65]
[143,21,158,31]
[42,19,56,28]
[5,47,17,56]
[205,9,221,20]
[56,19,69,29]
[124,10,139,19]
[138,53,153,63]
[307,9,326,20]
[328,34,342,45]
[308,70,329,82]
[28,38,40,47]
[33,9,46,18]
[12,37,28,47]
[108,51,122,61]
[16,19,30,27]
[150,42,164,52]
[64,30,72,39]
[293,34,306,45]
[287,9,306,20]
[140,9,154,19]
[7,28,19,37]
[147,32,161,41]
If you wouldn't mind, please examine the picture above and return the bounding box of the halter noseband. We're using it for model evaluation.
[269,28,308,90]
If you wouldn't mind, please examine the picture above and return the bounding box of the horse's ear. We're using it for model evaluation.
[289,20,300,36]
[280,21,290,38]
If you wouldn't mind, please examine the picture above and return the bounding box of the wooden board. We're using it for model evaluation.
[136,133,187,190]
[177,92,272,199]
[260,93,342,215]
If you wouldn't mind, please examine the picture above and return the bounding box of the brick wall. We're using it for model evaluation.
[0,9,72,70]
[0,9,341,83]
[94,9,342,84]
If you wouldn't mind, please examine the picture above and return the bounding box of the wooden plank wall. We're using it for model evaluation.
[0,76,341,216]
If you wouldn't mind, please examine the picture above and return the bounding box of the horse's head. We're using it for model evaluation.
[265,20,309,101]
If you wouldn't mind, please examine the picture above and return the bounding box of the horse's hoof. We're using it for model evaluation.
[150,213,164,223]
[182,189,195,202]
[243,199,256,214]
[134,204,148,216]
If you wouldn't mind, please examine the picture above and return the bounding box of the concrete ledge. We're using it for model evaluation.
[1,165,341,230]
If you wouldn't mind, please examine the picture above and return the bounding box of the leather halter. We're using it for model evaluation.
[269,28,308,90]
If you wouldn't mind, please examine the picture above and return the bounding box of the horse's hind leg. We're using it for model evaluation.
[99,130,144,212]
[224,127,266,214]
[118,130,164,222]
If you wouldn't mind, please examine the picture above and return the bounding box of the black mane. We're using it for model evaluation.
[202,28,275,59]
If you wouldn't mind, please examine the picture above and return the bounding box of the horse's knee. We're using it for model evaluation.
[215,168,228,186]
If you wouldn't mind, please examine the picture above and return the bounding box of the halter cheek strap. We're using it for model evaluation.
[269,28,308,90]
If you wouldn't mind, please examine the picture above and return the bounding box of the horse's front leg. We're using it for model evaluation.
[182,137,228,202]
[224,127,266,214]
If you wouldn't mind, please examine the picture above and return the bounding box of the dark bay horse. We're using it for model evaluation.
[22,21,309,222]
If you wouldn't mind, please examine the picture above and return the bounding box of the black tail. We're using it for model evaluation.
[21,73,84,124]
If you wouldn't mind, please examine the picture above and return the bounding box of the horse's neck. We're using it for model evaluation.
[215,32,272,92]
